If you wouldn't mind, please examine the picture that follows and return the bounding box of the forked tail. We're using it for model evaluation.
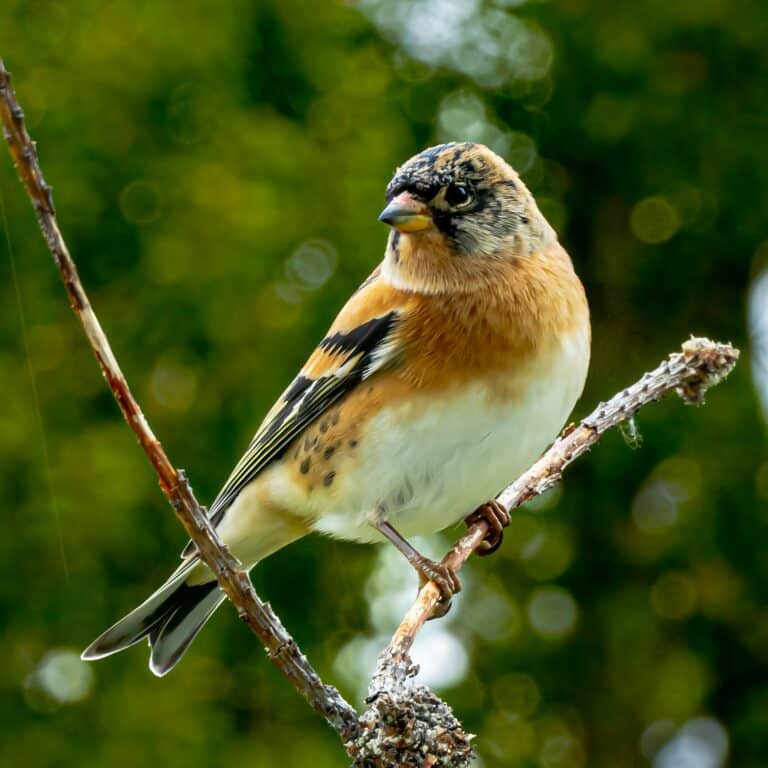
[81,562,225,676]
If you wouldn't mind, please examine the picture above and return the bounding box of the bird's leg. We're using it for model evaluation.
[373,518,460,618]
[464,499,510,556]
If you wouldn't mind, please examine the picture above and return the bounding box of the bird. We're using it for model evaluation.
[82,141,590,676]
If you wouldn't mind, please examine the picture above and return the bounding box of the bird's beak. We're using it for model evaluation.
[378,192,433,233]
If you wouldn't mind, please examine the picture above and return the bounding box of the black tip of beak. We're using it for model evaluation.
[377,200,434,233]
[378,199,414,226]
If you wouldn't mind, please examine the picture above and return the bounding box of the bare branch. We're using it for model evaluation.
[0,57,359,742]
[351,337,738,765]
[371,337,738,687]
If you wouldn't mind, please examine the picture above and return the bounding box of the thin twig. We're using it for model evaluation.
[0,57,359,741]
[369,336,739,696]
[349,338,737,765]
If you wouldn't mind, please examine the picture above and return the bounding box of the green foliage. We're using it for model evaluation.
[1,1,766,766]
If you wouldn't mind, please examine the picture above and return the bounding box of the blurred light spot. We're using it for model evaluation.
[632,481,679,532]
[537,716,585,768]
[633,457,702,534]
[584,94,636,142]
[254,285,303,330]
[748,264,768,422]
[273,282,304,305]
[491,673,541,718]
[505,514,542,560]
[527,586,578,639]
[651,651,711,716]
[411,622,469,689]
[653,717,729,768]
[437,91,530,162]
[521,525,574,581]
[437,90,490,139]
[285,239,338,291]
[505,131,538,174]
[119,180,162,225]
[651,571,697,620]
[654,456,703,501]
[521,531,546,560]
[641,719,676,760]
[333,634,382,701]
[366,543,430,632]
[694,559,744,620]
[151,358,199,413]
[366,545,464,640]
[24,649,94,708]
[358,0,553,87]
[630,196,680,244]
[485,714,537,761]
[333,623,468,702]
[667,182,703,226]
[335,543,471,700]
[464,587,522,643]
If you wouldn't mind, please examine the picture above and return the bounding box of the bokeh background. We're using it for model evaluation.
[1,0,767,766]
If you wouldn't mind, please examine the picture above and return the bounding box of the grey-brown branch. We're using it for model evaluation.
[1,57,739,768]
[350,336,738,766]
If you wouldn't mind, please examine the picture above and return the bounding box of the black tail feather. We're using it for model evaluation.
[82,565,224,676]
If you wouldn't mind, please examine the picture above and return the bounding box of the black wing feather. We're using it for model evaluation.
[180,310,400,557]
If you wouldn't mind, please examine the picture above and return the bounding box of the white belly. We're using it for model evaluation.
[310,331,589,543]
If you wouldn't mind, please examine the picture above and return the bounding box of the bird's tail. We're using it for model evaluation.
[81,561,225,676]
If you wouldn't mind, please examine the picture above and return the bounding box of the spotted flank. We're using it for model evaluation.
[181,299,403,556]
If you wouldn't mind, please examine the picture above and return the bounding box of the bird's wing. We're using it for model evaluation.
[181,267,405,557]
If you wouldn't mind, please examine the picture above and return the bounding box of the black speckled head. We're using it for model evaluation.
[383,142,549,258]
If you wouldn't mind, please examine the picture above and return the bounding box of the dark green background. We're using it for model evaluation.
[1,1,766,766]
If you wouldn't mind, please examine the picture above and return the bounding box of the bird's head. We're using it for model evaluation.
[379,143,554,277]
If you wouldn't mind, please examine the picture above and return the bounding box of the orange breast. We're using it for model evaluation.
[393,244,589,392]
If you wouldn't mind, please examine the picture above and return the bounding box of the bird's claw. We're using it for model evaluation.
[414,557,461,620]
[465,499,510,556]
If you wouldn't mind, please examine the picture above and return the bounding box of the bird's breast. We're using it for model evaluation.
[306,324,589,542]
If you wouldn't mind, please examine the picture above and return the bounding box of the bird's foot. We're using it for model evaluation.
[372,517,461,619]
[465,499,510,556]
[413,555,461,620]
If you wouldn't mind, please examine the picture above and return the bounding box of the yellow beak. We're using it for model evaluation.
[378,192,433,233]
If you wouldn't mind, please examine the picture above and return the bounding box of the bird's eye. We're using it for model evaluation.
[444,183,472,207]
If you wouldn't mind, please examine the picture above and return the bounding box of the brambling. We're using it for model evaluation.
[83,142,590,676]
